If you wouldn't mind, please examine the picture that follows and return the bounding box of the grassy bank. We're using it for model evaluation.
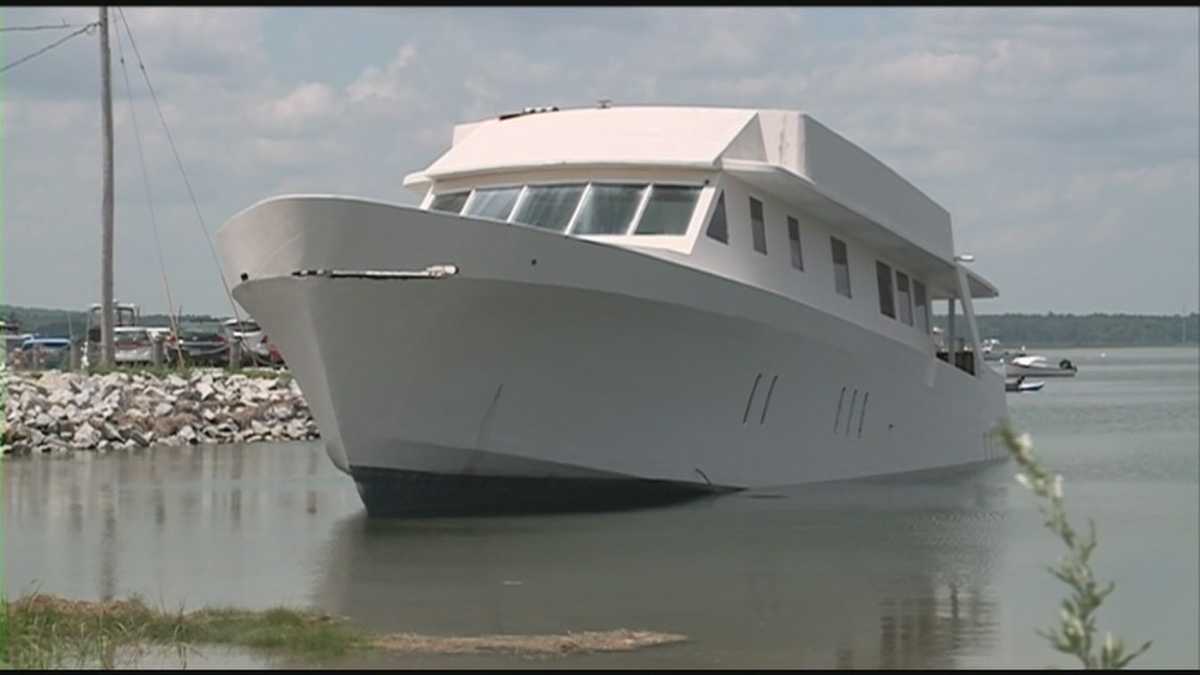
[1,593,362,668]
[0,593,687,668]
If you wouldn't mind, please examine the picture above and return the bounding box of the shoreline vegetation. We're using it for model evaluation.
[0,593,687,669]
[930,312,1199,348]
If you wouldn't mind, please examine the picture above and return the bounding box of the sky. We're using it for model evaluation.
[1,7,1197,316]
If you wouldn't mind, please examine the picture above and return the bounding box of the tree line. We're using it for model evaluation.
[932,312,1198,348]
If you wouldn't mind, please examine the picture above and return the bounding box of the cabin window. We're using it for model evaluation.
[429,191,469,215]
[635,185,701,235]
[511,184,586,232]
[831,237,851,297]
[749,197,767,254]
[876,261,896,319]
[787,216,804,270]
[896,271,913,326]
[706,192,729,244]
[464,186,521,221]
[913,280,929,333]
[571,184,646,235]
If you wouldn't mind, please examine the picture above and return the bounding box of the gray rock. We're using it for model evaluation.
[177,425,197,444]
[73,423,100,448]
[5,368,319,452]
[103,423,124,442]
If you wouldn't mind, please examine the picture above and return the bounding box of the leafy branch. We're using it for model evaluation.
[994,422,1151,669]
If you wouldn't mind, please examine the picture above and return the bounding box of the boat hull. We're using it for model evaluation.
[217,196,1009,516]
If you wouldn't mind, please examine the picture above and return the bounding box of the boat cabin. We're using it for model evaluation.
[404,106,995,375]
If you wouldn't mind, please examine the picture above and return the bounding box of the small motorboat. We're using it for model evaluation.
[1005,354,1078,378]
[1006,376,1045,393]
[981,338,1004,361]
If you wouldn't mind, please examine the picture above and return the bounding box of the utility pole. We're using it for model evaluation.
[99,7,115,367]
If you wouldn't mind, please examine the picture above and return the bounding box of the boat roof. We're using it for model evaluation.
[404,105,998,299]
[414,106,757,179]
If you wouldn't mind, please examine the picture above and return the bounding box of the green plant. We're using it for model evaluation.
[995,423,1152,669]
[2,592,363,668]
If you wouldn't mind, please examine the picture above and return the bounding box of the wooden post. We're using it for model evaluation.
[99,6,116,368]
[70,339,83,371]
[151,335,163,367]
[228,338,242,371]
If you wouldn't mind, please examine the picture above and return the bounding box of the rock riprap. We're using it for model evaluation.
[1,367,319,454]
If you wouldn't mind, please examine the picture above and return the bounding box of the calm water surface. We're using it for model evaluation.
[4,346,1197,668]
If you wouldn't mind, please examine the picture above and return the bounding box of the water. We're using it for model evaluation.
[4,347,1197,668]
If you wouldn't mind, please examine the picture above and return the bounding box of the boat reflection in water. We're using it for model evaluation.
[308,464,1008,668]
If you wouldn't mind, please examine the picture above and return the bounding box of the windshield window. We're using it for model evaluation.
[571,184,646,235]
[115,330,149,345]
[634,185,700,235]
[464,187,521,221]
[436,181,704,237]
[430,191,470,214]
[511,184,585,232]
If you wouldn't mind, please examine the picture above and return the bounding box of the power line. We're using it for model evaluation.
[113,6,245,330]
[0,22,91,32]
[0,22,98,75]
[113,12,185,368]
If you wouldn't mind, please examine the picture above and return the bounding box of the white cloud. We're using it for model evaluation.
[876,52,980,87]
[346,44,418,104]
[252,82,341,135]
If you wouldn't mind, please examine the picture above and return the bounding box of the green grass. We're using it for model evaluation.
[0,600,9,669]
[2,593,364,669]
[0,592,686,668]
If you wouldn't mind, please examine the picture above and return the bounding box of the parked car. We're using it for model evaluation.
[3,333,34,365]
[223,318,283,366]
[18,337,71,370]
[113,326,154,365]
[166,323,230,366]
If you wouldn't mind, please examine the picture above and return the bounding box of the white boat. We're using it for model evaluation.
[216,105,1008,517]
[1005,354,1077,378]
[981,338,1004,361]
[1005,376,1045,393]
